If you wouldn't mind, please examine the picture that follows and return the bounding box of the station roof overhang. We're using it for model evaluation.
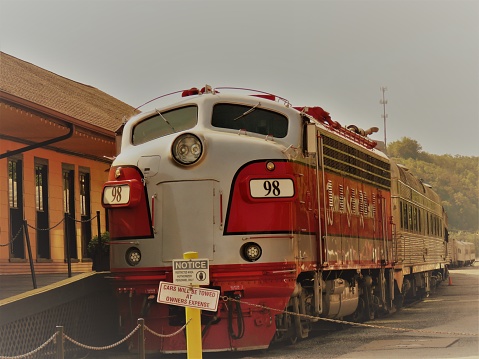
[0,91,117,163]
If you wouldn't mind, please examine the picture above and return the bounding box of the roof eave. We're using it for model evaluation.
[0,90,115,138]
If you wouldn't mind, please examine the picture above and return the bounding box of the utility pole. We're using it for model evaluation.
[380,86,388,148]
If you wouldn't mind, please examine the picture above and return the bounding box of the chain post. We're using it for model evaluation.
[64,213,72,278]
[23,219,37,289]
[96,210,102,268]
[56,326,64,359]
[138,318,145,359]
[183,251,203,359]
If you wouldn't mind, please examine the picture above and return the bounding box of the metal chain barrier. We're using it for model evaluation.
[0,213,98,247]
[0,332,57,359]
[1,294,477,359]
[0,319,191,359]
[221,296,479,338]
[144,319,192,338]
[64,323,141,351]
[0,225,23,247]
[69,213,98,224]
[26,217,64,231]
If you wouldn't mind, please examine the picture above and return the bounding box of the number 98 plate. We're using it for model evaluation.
[249,179,294,198]
[103,185,131,205]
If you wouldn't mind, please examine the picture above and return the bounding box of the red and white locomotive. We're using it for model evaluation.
[102,86,448,353]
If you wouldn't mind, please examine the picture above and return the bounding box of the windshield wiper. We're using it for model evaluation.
[233,102,261,121]
[155,109,176,132]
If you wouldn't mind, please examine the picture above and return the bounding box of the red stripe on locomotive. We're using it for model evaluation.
[224,160,298,234]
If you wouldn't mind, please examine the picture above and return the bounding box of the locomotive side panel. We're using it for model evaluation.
[291,158,319,271]
[319,131,392,269]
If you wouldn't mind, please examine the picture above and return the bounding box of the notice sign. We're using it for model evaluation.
[157,282,220,312]
[172,258,209,285]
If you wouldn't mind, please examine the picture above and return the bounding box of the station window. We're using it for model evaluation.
[35,165,44,211]
[8,160,19,208]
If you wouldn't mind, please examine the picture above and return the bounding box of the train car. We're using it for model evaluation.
[390,162,448,299]
[448,238,461,267]
[446,238,455,266]
[465,242,476,265]
[102,86,448,353]
[449,240,476,267]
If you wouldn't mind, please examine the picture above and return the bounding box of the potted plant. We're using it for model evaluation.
[88,231,110,271]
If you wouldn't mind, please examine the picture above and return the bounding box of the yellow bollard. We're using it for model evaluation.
[184,251,203,359]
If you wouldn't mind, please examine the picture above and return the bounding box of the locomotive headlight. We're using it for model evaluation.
[172,133,203,165]
[125,247,141,266]
[241,242,262,262]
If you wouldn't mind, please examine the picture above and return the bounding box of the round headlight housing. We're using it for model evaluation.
[125,247,141,266]
[172,133,203,165]
[241,242,262,262]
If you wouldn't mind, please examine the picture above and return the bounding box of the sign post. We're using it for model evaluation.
[158,253,218,358]
[183,251,202,359]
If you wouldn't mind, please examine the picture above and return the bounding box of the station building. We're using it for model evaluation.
[0,52,137,273]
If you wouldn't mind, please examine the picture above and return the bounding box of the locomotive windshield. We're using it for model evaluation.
[212,103,288,138]
[132,105,198,145]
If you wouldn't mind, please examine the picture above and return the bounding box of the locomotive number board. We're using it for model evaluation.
[249,179,294,198]
[103,185,130,205]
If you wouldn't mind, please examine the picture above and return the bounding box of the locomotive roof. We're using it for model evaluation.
[136,86,388,158]
[390,158,442,207]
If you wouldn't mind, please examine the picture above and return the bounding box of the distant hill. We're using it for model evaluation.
[386,137,478,233]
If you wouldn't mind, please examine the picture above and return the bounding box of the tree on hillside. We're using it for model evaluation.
[387,137,423,160]
[387,137,479,232]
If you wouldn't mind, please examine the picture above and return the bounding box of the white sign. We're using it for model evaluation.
[172,258,209,285]
[249,179,294,198]
[157,282,220,312]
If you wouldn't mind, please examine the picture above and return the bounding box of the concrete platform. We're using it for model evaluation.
[0,272,91,301]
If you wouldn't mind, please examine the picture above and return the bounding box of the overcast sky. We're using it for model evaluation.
[1,0,478,156]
